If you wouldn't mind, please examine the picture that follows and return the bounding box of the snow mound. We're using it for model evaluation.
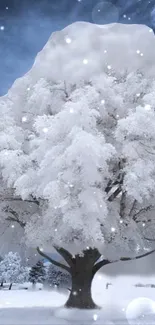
[9,21,155,93]
[126,297,155,324]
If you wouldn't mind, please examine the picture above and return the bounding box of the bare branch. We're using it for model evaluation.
[4,206,26,228]
[119,249,155,261]
[5,216,26,228]
[92,259,111,276]
[36,247,71,274]
[144,237,155,242]
[129,200,137,218]
[108,186,122,202]
[0,196,40,206]
[53,246,74,268]
[120,191,127,218]
[132,205,155,221]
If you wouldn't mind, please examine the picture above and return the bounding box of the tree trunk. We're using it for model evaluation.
[0,281,3,287]
[9,283,12,290]
[63,248,101,309]
[37,246,110,309]
[65,271,97,309]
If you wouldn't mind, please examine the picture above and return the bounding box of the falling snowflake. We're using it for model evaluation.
[101,99,105,104]
[43,128,48,133]
[22,116,27,123]
[83,59,88,65]
[111,227,116,232]
[65,37,72,44]
[93,314,98,321]
[0,26,4,30]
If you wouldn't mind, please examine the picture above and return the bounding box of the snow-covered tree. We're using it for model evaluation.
[47,263,71,289]
[29,261,46,286]
[17,266,30,284]
[0,252,21,290]
[0,22,155,308]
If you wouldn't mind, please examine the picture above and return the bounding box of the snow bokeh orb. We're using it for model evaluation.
[126,297,155,324]
[92,2,119,25]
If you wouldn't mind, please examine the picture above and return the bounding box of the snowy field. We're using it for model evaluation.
[1,275,155,324]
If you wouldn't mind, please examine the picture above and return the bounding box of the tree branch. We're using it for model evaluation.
[119,249,155,261]
[92,259,111,276]
[120,191,127,218]
[144,237,155,242]
[129,199,137,217]
[4,206,26,228]
[108,186,122,202]
[132,205,155,221]
[5,216,26,228]
[53,246,74,268]
[36,247,71,274]
[1,196,40,206]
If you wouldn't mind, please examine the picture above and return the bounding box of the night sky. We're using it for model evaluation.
[0,0,155,95]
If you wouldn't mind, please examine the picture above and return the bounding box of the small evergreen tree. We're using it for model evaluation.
[17,266,30,284]
[0,252,21,290]
[47,263,71,289]
[29,261,46,286]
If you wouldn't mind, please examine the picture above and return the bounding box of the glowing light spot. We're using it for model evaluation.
[22,116,27,122]
[70,108,74,113]
[123,14,127,18]
[140,53,143,56]
[101,99,105,104]
[11,225,15,228]
[65,37,72,44]
[136,93,140,97]
[120,219,123,224]
[104,50,107,53]
[39,247,43,252]
[55,228,58,232]
[107,65,111,70]
[111,227,116,232]
[136,50,140,54]
[93,314,98,321]
[142,223,145,227]
[43,128,48,133]
[83,59,88,65]
[0,26,4,30]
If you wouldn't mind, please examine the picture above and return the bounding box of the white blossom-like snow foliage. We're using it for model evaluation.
[0,22,155,258]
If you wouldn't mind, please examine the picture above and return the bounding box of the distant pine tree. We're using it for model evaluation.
[47,263,71,289]
[29,261,46,285]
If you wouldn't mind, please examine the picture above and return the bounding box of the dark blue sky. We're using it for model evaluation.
[0,0,155,95]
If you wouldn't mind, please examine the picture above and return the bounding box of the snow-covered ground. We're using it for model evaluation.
[1,275,155,324]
